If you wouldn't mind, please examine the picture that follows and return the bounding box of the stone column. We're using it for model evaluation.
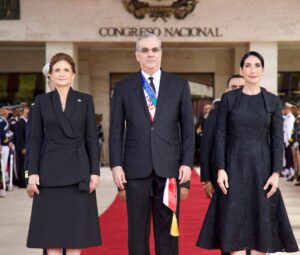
[234,46,247,74]
[45,42,78,92]
[249,42,278,94]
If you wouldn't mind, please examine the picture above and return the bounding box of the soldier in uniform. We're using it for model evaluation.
[15,104,29,188]
[0,102,14,197]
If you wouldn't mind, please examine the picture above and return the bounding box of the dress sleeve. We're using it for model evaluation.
[200,110,217,182]
[214,93,229,170]
[270,97,284,173]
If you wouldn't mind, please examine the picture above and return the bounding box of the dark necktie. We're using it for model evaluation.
[148,77,156,95]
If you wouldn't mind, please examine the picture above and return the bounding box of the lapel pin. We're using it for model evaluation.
[77,99,82,103]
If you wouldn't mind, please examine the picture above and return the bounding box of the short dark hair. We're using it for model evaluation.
[49,53,76,74]
[240,51,264,69]
[227,74,244,88]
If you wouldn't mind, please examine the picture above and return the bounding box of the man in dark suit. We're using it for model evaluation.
[15,104,29,188]
[109,33,195,255]
[0,102,14,197]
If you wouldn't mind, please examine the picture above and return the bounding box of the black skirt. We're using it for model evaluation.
[27,184,101,248]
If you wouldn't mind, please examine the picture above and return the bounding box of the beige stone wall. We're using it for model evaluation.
[78,47,139,164]
[162,47,234,98]
[279,48,300,71]
[0,0,299,42]
[0,47,44,72]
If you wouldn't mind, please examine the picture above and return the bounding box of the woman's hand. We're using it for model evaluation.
[217,169,229,195]
[263,172,279,198]
[27,175,40,198]
[89,174,100,193]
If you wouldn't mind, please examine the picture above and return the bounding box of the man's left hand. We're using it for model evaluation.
[178,165,191,184]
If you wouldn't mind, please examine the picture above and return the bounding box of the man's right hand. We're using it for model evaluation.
[112,166,127,190]
[27,174,40,197]
[203,181,215,199]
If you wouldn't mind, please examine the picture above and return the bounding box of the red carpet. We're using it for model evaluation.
[81,171,219,255]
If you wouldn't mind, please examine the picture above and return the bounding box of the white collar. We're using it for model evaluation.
[141,69,161,82]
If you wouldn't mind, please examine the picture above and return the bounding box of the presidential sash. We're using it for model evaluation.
[141,73,179,236]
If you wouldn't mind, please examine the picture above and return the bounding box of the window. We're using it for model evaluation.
[278,72,300,102]
[0,0,20,19]
[0,73,45,104]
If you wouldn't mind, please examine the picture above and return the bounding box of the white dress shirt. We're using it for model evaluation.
[141,69,161,97]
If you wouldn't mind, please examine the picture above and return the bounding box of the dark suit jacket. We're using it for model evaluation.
[28,88,100,187]
[109,70,195,179]
[15,117,27,152]
[200,108,218,186]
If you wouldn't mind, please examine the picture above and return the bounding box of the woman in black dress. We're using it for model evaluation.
[26,53,101,255]
[197,51,299,254]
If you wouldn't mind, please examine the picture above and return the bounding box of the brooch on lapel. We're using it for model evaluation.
[77,99,82,103]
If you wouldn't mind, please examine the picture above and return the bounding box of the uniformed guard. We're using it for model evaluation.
[0,102,14,197]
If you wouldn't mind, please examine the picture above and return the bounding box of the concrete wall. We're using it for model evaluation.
[0,0,299,42]
[279,48,300,71]
[0,47,44,72]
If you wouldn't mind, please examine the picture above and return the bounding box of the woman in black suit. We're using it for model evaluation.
[26,53,101,255]
[197,51,298,254]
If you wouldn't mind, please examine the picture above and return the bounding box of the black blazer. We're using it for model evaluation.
[109,70,195,179]
[28,88,100,187]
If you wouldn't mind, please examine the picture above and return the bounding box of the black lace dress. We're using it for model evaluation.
[197,88,299,253]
